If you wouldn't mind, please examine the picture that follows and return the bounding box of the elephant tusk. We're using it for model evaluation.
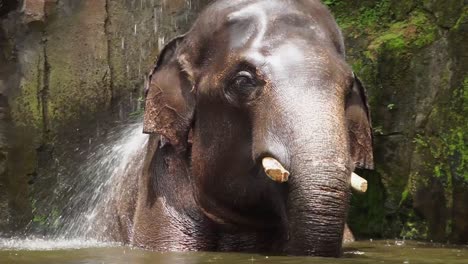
[262,157,290,183]
[351,172,368,193]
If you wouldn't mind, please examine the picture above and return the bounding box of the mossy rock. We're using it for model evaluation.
[329,0,467,242]
[45,1,111,129]
[423,0,465,28]
[9,32,45,132]
[367,11,438,59]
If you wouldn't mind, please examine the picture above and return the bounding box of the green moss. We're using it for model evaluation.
[327,1,438,60]
[408,12,438,47]
[400,210,429,239]
[451,6,468,31]
[370,32,406,55]
[329,0,392,31]
[10,52,44,130]
[414,76,468,183]
[367,11,437,58]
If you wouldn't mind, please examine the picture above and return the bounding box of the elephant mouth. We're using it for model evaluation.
[261,156,367,193]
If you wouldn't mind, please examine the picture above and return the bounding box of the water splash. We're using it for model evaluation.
[0,120,147,251]
[51,121,148,241]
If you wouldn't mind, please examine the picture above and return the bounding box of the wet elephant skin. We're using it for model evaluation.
[126,0,374,257]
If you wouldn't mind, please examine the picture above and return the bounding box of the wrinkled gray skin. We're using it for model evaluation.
[125,0,373,257]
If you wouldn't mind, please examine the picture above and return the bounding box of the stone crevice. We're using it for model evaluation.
[40,33,50,140]
[374,132,405,138]
[104,0,114,105]
[0,0,18,18]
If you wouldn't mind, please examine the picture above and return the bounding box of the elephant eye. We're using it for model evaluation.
[231,71,256,89]
[225,68,264,104]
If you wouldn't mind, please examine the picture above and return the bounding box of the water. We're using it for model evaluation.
[55,121,148,240]
[21,120,149,241]
[0,240,466,264]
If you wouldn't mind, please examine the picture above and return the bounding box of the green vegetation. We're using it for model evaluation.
[327,1,438,59]
[368,11,437,59]
[414,77,468,183]
[31,198,61,229]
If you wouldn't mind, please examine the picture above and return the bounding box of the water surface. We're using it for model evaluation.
[0,239,466,264]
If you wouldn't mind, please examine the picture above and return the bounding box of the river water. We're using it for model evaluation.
[0,239,466,264]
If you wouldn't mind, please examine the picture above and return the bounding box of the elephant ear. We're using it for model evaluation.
[345,74,374,170]
[143,36,195,151]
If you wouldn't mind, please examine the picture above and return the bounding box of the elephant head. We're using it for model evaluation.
[142,0,373,257]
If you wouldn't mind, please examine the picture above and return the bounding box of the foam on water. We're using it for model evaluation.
[0,237,120,251]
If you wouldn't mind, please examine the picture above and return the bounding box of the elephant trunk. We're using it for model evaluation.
[252,83,352,256]
[283,111,351,256]
[285,161,350,256]
[258,127,351,256]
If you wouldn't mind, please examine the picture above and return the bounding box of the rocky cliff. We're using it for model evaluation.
[325,0,467,243]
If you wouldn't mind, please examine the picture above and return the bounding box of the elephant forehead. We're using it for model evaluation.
[210,3,344,72]
[184,0,350,95]
[223,2,327,51]
[259,41,350,86]
[226,2,280,50]
[261,42,308,75]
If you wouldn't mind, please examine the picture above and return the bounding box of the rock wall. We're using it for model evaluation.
[325,0,467,243]
[0,0,211,234]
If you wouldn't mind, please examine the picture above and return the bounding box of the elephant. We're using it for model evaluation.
[125,0,373,257]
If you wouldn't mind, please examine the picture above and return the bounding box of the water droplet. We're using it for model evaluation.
[153,8,158,33]
[395,238,405,246]
[158,36,165,50]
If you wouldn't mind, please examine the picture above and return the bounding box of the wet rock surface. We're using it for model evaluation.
[327,0,467,243]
